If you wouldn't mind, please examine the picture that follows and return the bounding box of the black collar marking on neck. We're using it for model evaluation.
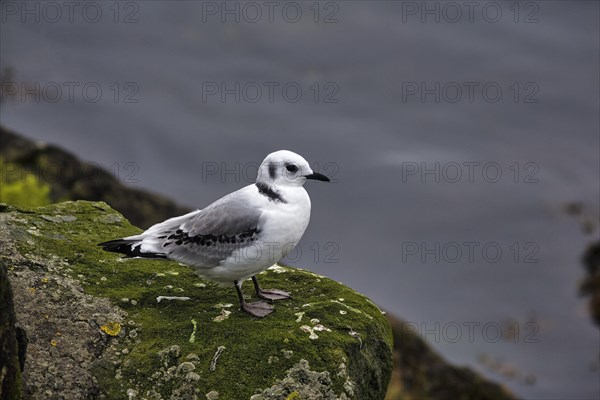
[256,182,287,203]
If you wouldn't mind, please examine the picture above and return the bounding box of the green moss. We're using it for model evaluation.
[0,159,51,208]
[6,201,393,399]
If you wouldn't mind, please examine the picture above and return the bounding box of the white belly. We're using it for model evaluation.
[194,187,311,283]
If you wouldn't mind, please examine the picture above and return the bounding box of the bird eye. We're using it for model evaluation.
[285,164,298,173]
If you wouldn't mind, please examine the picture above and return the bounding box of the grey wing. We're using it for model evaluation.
[162,192,263,268]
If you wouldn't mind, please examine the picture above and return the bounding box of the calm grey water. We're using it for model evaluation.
[1,1,599,398]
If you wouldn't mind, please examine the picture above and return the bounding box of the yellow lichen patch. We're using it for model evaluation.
[41,277,49,283]
[100,322,122,336]
[50,339,58,346]
[286,392,300,400]
[28,287,36,294]
[0,163,51,208]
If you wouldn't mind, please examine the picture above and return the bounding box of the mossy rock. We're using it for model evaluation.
[0,126,190,228]
[0,201,393,399]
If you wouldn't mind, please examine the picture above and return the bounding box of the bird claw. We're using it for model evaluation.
[258,289,291,301]
[242,301,274,318]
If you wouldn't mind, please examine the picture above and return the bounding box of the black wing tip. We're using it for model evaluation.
[98,238,168,259]
[98,238,133,250]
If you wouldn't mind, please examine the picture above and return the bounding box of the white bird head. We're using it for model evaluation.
[257,150,330,187]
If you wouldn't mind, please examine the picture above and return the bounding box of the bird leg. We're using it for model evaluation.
[252,276,291,301]
[234,280,273,318]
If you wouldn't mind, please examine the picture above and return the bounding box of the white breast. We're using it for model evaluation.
[197,185,312,283]
[259,185,312,253]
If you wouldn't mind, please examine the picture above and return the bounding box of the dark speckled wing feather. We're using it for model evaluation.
[160,190,263,268]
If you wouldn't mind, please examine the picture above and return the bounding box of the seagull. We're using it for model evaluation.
[99,150,330,317]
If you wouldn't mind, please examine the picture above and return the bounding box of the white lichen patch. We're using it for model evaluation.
[177,362,195,374]
[331,300,373,320]
[300,325,318,339]
[156,296,191,303]
[251,359,346,399]
[310,318,320,324]
[166,270,180,276]
[334,361,356,397]
[339,310,347,315]
[138,344,203,398]
[206,390,219,400]
[265,264,288,274]
[27,226,40,236]
[119,257,143,262]
[294,312,305,322]
[186,372,200,381]
[281,350,293,359]
[214,303,233,309]
[300,324,330,340]
[213,309,231,322]
[209,346,226,372]
[158,345,181,366]
[194,282,206,288]
[189,319,198,343]
[349,329,363,348]
[337,361,347,377]
[343,377,356,397]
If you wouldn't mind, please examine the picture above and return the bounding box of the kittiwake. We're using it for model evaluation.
[99,150,330,317]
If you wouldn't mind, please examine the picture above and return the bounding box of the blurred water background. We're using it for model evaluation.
[1,1,599,398]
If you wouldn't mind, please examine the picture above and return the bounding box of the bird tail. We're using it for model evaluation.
[98,209,201,259]
[98,238,167,259]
